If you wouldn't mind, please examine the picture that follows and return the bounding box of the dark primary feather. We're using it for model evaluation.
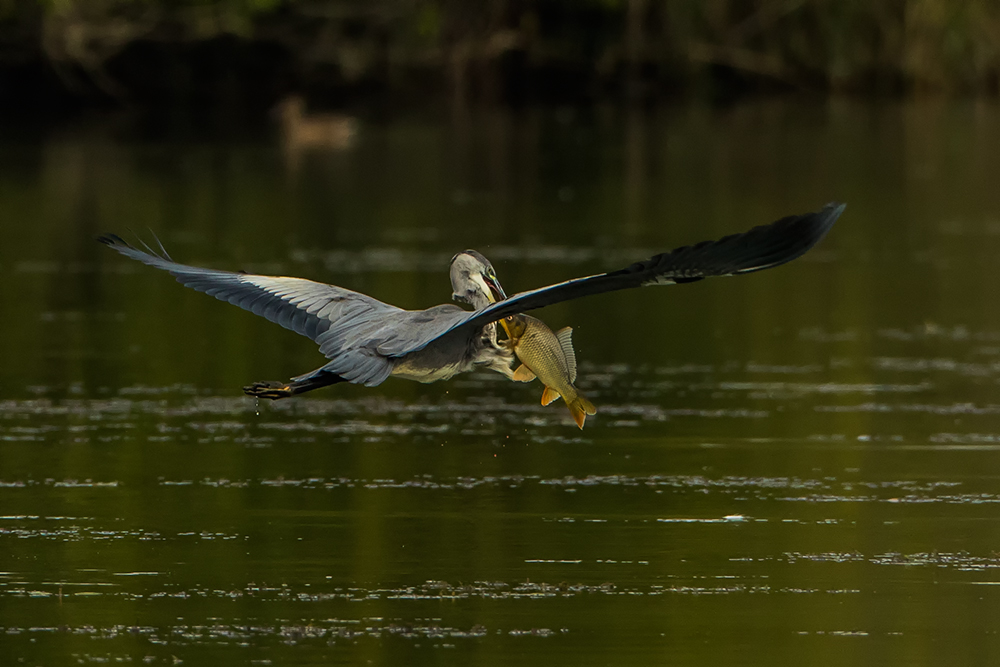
[423,202,844,351]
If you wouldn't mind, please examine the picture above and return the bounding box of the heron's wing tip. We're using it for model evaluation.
[797,200,845,250]
[820,201,846,227]
[97,233,129,247]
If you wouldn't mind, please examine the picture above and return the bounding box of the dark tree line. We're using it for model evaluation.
[2,0,999,112]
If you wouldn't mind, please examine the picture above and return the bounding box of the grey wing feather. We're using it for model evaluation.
[98,234,402,386]
[311,304,471,384]
[373,305,471,357]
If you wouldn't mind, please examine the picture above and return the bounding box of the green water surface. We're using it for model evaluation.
[3,101,1000,665]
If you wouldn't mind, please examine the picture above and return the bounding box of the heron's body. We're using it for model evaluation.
[98,202,845,405]
[389,306,512,383]
[229,273,512,395]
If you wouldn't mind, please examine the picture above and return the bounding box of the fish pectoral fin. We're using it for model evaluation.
[540,386,561,406]
[512,364,537,383]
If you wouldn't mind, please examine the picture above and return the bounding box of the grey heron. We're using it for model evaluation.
[98,202,843,399]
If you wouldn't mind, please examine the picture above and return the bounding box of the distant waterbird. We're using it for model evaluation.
[97,202,844,406]
[501,314,597,429]
[273,95,358,176]
[275,96,357,150]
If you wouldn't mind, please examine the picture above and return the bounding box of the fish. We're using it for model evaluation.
[500,314,597,429]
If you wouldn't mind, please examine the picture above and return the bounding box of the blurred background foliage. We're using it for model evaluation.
[2,0,1000,113]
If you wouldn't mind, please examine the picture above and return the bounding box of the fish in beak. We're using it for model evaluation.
[499,317,512,338]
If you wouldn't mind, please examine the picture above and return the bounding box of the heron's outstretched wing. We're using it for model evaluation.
[98,234,402,385]
[415,202,843,353]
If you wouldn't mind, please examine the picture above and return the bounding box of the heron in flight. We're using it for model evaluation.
[99,202,843,399]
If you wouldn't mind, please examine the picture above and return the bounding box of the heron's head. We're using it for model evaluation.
[449,250,506,308]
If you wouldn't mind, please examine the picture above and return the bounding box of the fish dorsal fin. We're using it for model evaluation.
[555,327,577,383]
[512,364,536,383]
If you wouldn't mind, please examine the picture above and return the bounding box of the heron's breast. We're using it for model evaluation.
[389,338,470,383]
[390,358,465,383]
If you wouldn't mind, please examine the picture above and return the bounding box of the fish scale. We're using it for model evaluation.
[519,327,576,402]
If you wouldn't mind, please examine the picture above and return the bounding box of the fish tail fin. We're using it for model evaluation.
[567,395,597,429]
[541,386,560,406]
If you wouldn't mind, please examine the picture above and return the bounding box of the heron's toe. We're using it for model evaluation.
[243,380,293,400]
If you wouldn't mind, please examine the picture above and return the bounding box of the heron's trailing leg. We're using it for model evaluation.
[243,371,345,400]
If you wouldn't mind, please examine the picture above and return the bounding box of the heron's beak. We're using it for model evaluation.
[484,273,507,303]
[499,317,512,338]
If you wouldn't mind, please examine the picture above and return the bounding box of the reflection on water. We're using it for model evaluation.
[4,100,1000,664]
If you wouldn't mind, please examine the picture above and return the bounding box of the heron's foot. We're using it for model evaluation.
[243,380,294,400]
